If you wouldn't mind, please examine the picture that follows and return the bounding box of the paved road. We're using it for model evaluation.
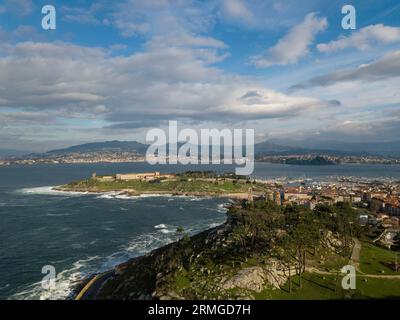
[75,271,115,300]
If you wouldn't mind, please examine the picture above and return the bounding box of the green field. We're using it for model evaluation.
[360,242,399,275]
[64,176,268,194]
[255,272,400,300]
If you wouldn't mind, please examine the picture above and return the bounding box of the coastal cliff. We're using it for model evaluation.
[73,206,292,300]
[73,199,362,300]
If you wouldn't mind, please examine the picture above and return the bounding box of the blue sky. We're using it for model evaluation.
[0,0,399,151]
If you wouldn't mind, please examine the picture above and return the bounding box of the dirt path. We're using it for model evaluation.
[350,237,361,271]
[307,239,400,280]
[307,267,400,279]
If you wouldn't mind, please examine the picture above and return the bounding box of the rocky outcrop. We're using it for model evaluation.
[264,259,293,289]
[222,267,266,293]
[74,207,297,300]
[322,230,347,252]
[221,259,292,293]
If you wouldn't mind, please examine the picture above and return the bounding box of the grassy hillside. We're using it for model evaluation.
[90,199,400,300]
[62,173,269,194]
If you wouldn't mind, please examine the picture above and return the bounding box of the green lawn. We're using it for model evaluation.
[255,273,345,300]
[309,247,349,272]
[255,272,400,300]
[355,276,400,299]
[65,178,266,194]
[360,242,399,275]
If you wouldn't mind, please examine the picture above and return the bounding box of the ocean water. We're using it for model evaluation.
[1,162,400,300]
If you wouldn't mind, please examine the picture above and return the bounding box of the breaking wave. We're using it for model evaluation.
[8,256,101,300]
[16,186,89,197]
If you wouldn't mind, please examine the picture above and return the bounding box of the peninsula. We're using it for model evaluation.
[61,171,400,300]
[55,171,272,199]
[72,198,400,300]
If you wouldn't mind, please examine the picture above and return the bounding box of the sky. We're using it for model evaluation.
[0,0,399,152]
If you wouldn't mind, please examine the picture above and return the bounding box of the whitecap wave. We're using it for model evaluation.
[95,192,140,200]
[190,198,207,201]
[95,193,214,202]
[217,203,229,213]
[16,186,89,197]
[159,229,174,234]
[10,226,185,300]
[100,231,180,270]
[154,225,178,234]
[139,193,175,198]
[122,232,177,256]
[9,256,101,300]
[208,222,221,228]
[8,201,227,300]
[154,224,167,229]
[115,194,139,200]
[45,213,75,217]
[95,192,119,199]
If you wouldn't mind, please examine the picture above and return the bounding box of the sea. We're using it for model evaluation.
[1,162,400,300]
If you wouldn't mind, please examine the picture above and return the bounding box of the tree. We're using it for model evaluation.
[283,205,321,288]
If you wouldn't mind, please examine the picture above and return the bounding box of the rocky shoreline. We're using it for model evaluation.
[71,205,296,300]
[53,186,251,200]
[71,218,233,300]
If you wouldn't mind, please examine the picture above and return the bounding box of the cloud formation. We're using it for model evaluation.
[317,24,400,52]
[0,41,327,131]
[220,0,254,24]
[251,13,327,67]
[291,50,400,89]
[1,0,34,17]
[1,1,399,150]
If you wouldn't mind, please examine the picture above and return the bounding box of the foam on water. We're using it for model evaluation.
[159,229,174,234]
[95,191,122,199]
[16,186,89,197]
[154,224,167,229]
[9,256,101,300]
[217,203,229,213]
[94,192,216,202]
[208,222,221,228]
[138,193,174,198]
[6,190,228,300]
[10,218,226,300]
[45,213,75,217]
[9,227,184,300]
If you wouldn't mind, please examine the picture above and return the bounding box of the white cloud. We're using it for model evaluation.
[3,0,34,17]
[0,41,327,130]
[251,12,327,67]
[112,0,215,38]
[294,50,400,88]
[317,24,400,53]
[61,6,102,25]
[220,0,254,23]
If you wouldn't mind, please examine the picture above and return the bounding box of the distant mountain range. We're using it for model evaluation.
[47,140,149,155]
[0,149,34,159]
[45,140,322,156]
[2,139,400,159]
[268,140,400,157]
